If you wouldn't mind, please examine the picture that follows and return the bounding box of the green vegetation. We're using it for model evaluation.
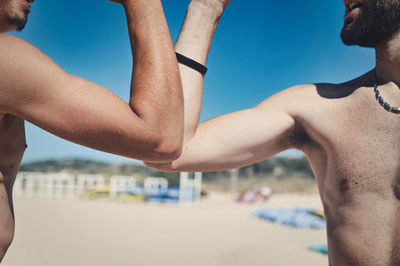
[202,156,313,181]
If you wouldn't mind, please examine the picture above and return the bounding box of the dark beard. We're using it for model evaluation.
[6,15,27,31]
[341,0,400,48]
[4,5,29,31]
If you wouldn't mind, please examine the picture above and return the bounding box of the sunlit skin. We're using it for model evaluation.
[147,0,400,265]
[2,0,400,264]
[0,0,186,261]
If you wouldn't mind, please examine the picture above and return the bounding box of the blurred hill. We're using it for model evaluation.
[21,158,152,176]
[20,156,315,192]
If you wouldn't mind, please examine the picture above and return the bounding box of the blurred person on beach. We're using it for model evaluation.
[0,0,187,261]
[147,0,400,265]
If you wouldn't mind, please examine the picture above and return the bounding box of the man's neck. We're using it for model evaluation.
[375,34,400,87]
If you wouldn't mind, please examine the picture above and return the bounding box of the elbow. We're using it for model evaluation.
[143,142,183,171]
[153,144,182,162]
[131,113,184,162]
[150,120,184,162]
[148,135,183,162]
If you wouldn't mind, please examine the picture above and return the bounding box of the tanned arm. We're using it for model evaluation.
[146,0,307,172]
[0,0,183,162]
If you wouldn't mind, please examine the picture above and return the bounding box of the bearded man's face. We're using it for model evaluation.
[341,0,400,47]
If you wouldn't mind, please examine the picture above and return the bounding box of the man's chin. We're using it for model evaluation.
[341,27,357,46]
[6,16,27,31]
[340,20,374,47]
[341,36,378,48]
[16,20,27,31]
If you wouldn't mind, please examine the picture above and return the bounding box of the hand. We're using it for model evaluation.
[191,0,232,14]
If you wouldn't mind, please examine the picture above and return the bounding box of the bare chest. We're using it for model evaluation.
[311,99,400,205]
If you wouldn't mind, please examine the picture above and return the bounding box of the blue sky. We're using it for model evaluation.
[11,0,375,164]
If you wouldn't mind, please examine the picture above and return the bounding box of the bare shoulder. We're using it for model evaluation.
[256,83,328,114]
[0,33,63,72]
[0,35,28,74]
[0,34,68,113]
[255,83,346,151]
[258,77,369,115]
[0,33,26,46]
[0,34,41,80]
[0,34,26,43]
[0,34,42,60]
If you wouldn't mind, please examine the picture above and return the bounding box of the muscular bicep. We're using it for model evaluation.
[0,35,161,160]
[148,99,296,172]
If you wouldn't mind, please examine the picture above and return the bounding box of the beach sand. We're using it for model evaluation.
[3,193,328,266]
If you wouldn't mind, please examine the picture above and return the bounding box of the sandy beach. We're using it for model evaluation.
[3,193,327,266]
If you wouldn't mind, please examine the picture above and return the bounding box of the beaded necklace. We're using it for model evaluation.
[373,69,400,114]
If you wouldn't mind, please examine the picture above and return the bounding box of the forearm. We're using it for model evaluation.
[175,1,224,143]
[124,0,183,154]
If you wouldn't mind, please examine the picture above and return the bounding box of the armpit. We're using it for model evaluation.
[0,114,20,128]
[279,119,315,150]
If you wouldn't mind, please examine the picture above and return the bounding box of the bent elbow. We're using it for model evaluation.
[153,146,182,162]
[150,137,182,162]
[127,118,183,162]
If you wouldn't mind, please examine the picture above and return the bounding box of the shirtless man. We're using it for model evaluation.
[147,0,400,265]
[0,0,185,261]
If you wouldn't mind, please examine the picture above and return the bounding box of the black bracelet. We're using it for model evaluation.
[176,52,208,77]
